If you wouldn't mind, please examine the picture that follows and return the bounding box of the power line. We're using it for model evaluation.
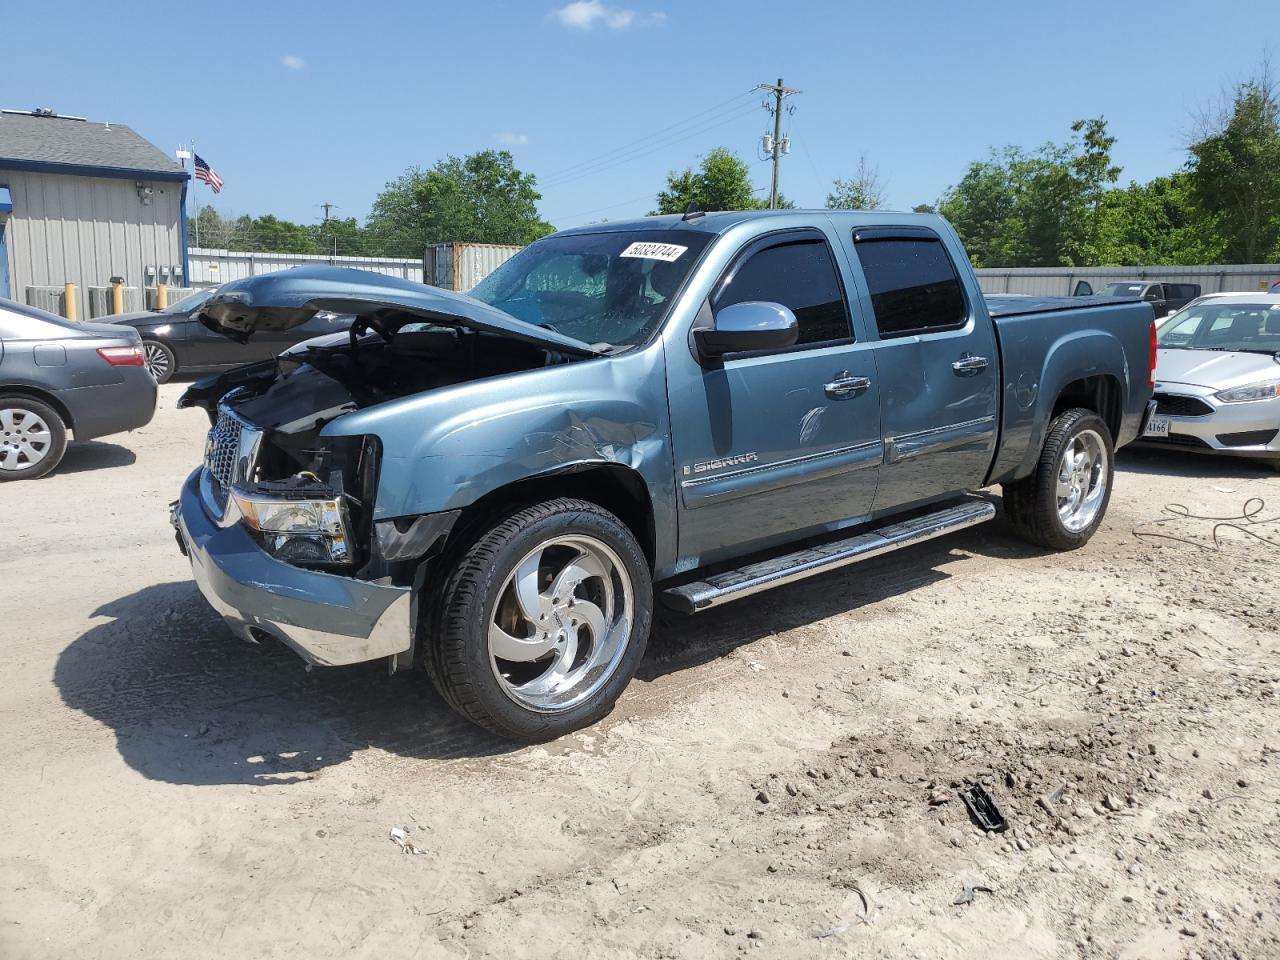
[539,103,762,188]
[545,191,658,224]
[539,89,757,182]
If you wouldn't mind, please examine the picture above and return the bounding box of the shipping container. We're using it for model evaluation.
[424,242,522,291]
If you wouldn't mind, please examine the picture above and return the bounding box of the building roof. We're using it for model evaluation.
[0,110,186,180]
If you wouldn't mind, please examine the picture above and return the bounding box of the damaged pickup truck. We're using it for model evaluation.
[172,211,1157,740]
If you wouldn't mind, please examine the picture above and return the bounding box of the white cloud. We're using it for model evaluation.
[495,132,530,145]
[282,55,306,70]
[553,1,664,30]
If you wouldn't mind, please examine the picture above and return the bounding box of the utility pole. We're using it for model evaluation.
[318,202,339,263]
[756,78,801,209]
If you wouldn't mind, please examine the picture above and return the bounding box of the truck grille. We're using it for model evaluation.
[203,406,260,512]
[1153,392,1213,418]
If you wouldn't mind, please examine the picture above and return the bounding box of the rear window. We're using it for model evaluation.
[853,234,967,338]
[0,301,78,338]
[1100,282,1147,297]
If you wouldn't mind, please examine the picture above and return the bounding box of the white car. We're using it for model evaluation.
[1141,293,1280,470]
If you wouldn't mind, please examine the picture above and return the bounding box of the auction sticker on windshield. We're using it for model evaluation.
[620,242,688,262]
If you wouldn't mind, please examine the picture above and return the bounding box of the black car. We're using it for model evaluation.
[102,287,353,382]
[1073,279,1202,317]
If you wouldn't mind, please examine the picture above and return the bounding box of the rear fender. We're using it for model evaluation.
[989,328,1131,485]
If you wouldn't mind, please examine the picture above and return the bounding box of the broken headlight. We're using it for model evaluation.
[232,488,354,565]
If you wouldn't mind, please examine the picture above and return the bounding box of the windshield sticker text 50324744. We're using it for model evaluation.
[619,242,688,262]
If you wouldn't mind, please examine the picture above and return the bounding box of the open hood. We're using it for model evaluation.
[197,265,603,357]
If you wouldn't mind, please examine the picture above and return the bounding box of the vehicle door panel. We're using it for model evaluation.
[184,315,248,368]
[839,226,998,512]
[666,228,882,568]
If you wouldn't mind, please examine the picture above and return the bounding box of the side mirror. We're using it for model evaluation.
[695,301,798,359]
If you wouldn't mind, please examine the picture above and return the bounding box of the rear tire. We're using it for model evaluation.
[0,396,68,482]
[1003,408,1114,550]
[425,498,652,742]
[143,340,176,384]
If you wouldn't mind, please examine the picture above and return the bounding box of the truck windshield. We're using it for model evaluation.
[468,230,713,348]
[1157,302,1280,353]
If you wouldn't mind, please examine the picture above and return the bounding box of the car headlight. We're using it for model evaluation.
[232,489,353,565]
[1214,379,1280,403]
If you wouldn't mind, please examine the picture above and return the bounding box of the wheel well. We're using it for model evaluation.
[1051,375,1122,441]
[450,464,657,570]
[0,385,74,432]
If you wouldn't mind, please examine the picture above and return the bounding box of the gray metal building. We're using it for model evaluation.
[0,109,188,314]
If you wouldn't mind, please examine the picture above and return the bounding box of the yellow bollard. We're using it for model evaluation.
[63,282,77,322]
[157,283,168,310]
[110,276,124,315]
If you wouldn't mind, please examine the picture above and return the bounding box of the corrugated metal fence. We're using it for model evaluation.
[974,264,1280,297]
[188,248,422,286]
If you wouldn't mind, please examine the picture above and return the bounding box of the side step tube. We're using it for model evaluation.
[661,499,995,614]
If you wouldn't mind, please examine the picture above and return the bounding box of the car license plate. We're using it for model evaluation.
[1144,415,1170,438]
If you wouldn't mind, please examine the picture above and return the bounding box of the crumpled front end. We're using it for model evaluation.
[172,466,412,667]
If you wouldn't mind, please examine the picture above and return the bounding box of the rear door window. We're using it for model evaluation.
[853,231,967,338]
[714,235,852,346]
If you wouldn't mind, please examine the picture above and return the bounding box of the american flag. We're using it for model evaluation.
[193,154,224,193]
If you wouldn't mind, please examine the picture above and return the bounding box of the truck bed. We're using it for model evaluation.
[985,294,1140,317]
[984,295,1154,486]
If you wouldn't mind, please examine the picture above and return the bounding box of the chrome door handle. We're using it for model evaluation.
[952,354,990,376]
[824,372,871,399]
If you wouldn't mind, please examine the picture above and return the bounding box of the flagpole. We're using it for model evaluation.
[192,139,199,250]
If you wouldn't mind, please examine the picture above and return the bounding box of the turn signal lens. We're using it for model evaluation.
[97,345,145,367]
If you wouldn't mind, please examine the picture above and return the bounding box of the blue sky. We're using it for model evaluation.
[2,0,1274,231]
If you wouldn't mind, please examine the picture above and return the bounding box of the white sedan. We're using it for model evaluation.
[1142,293,1280,471]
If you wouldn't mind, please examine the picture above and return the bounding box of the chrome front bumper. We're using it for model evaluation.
[172,468,412,667]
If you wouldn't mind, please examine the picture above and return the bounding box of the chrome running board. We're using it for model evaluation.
[661,499,995,613]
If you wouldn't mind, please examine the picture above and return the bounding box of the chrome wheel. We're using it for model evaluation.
[1056,428,1108,533]
[0,408,53,472]
[488,535,634,713]
[144,342,173,382]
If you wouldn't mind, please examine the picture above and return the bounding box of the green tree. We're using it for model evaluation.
[911,203,937,214]
[366,150,554,255]
[825,156,886,210]
[1093,173,1225,265]
[1188,71,1280,263]
[308,217,370,258]
[938,119,1120,267]
[652,147,787,214]
[245,214,316,254]
[188,205,240,249]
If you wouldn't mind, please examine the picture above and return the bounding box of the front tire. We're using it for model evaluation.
[426,498,653,741]
[142,340,176,383]
[1003,408,1114,550]
[0,396,68,482]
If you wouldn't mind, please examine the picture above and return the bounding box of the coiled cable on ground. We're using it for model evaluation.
[1133,497,1280,551]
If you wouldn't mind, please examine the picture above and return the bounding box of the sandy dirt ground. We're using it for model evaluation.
[1,382,1278,960]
